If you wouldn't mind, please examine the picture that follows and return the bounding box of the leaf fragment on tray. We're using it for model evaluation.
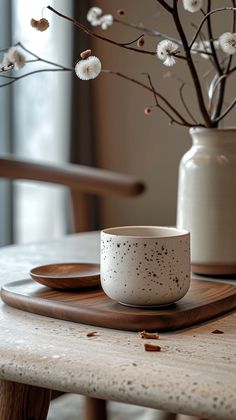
[144,343,161,352]
[86,331,99,337]
[139,330,160,339]
[211,329,224,334]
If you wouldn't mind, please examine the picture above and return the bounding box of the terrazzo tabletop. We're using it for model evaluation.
[0,232,236,419]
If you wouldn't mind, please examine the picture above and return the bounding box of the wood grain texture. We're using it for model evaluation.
[0,155,145,198]
[85,397,107,420]
[192,263,236,275]
[1,279,236,331]
[29,262,100,289]
[0,380,51,420]
[0,155,145,232]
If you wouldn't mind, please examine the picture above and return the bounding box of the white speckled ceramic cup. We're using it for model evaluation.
[100,226,190,307]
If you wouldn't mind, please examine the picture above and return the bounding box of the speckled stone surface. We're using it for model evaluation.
[0,232,236,419]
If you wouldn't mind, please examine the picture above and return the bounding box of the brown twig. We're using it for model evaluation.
[121,34,145,47]
[171,2,212,127]
[211,1,236,121]
[144,73,159,107]
[103,69,195,127]
[212,96,236,123]
[0,68,71,88]
[113,17,182,45]
[47,5,156,57]
[208,74,227,115]
[179,83,198,124]
[144,73,187,126]
[156,0,173,14]
[189,7,236,49]
[206,0,221,74]
[16,42,69,70]
[0,42,71,88]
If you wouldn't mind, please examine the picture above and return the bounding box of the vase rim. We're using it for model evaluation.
[189,126,236,135]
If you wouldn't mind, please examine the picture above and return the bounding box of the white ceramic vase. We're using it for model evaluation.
[177,127,236,275]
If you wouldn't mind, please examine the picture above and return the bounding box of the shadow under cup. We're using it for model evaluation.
[100,226,191,307]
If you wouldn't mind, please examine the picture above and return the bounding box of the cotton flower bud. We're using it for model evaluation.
[144,107,152,115]
[219,32,236,55]
[137,36,145,48]
[30,18,49,32]
[1,46,25,70]
[87,7,103,25]
[157,39,179,67]
[100,14,113,30]
[75,56,102,80]
[117,9,125,16]
[182,0,202,13]
[80,49,92,60]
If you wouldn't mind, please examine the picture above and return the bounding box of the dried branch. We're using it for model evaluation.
[171,2,212,127]
[113,17,182,45]
[145,72,185,125]
[211,1,236,121]
[213,96,236,123]
[156,0,173,14]
[179,83,198,124]
[47,5,185,63]
[144,73,159,107]
[121,34,145,47]
[190,7,236,49]
[0,42,71,88]
[208,74,227,115]
[47,6,156,57]
[206,0,221,74]
[233,0,236,32]
[103,69,195,127]
[205,0,225,121]
[115,17,215,58]
[0,68,71,88]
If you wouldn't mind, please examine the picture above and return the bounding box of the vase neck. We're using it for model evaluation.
[190,128,236,147]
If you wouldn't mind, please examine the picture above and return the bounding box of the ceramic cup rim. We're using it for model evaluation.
[101,225,189,239]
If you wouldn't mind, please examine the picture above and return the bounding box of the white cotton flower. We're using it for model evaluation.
[75,56,102,80]
[87,6,113,30]
[87,7,102,26]
[182,0,202,13]
[156,40,179,67]
[219,32,236,55]
[2,46,25,70]
[100,14,113,30]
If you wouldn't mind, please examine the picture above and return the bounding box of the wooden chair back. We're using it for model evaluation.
[0,155,145,232]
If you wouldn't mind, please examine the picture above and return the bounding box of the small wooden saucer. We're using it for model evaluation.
[30,263,100,290]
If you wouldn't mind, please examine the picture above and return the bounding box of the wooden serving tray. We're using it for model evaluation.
[1,278,236,331]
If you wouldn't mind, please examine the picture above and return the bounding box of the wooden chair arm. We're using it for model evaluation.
[0,155,145,197]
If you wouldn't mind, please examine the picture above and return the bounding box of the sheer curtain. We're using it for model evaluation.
[12,0,72,243]
[0,1,13,246]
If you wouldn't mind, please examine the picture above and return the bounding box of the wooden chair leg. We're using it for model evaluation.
[0,379,51,420]
[85,396,107,420]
